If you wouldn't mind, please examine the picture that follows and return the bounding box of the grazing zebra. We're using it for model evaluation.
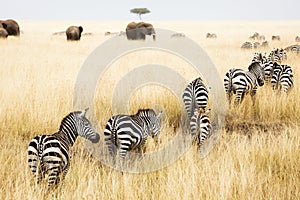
[241,42,252,49]
[258,35,265,41]
[261,41,269,47]
[253,42,261,49]
[272,35,281,41]
[182,77,209,119]
[284,44,300,53]
[249,32,259,40]
[206,33,217,38]
[190,108,212,148]
[224,62,264,105]
[27,108,100,188]
[104,109,162,160]
[171,32,186,38]
[271,63,294,93]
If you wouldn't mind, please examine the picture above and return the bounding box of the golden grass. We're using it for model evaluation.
[0,20,300,199]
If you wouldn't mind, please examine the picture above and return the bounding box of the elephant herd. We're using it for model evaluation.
[0,19,156,42]
[66,22,156,41]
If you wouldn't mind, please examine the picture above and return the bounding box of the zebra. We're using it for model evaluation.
[258,35,266,41]
[206,33,217,38]
[256,49,287,85]
[182,77,209,119]
[224,62,264,105]
[104,109,162,160]
[27,108,100,188]
[284,44,300,53]
[272,35,281,41]
[269,48,287,63]
[251,52,265,64]
[241,42,252,49]
[171,32,186,38]
[261,41,269,47]
[249,32,259,40]
[189,108,212,148]
[251,52,275,84]
[271,63,294,93]
[253,42,261,49]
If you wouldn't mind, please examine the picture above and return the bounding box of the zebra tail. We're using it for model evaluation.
[225,69,233,93]
[111,128,117,147]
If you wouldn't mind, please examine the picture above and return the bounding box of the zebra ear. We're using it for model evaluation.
[79,108,89,117]
[156,111,163,120]
[205,109,211,115]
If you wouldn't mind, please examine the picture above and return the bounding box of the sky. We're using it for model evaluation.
[1,0,299,20]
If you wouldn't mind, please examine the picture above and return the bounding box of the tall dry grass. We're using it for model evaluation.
[0,21,300,200]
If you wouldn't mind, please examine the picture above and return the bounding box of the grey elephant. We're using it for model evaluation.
[66,26,83,41]
[0,19,20,36]
[126,22,156,41]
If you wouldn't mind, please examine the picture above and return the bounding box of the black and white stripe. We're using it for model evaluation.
[268,48,287,63]
[285,44,300,53]
[251,52,265,64]
[182,77,209,119]
[104,109,162,159]
[27,108,99,188]
[262,57,275,84]
[190,108,212,148]
[271,63,294,93]
[224,62,264,105]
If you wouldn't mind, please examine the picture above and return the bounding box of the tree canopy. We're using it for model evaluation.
[130,8,151,20]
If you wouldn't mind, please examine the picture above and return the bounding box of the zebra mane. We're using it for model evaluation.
[59,112,79,131]
[134,109,155,117]
[248,62,261,71]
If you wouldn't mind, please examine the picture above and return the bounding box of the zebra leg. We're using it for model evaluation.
[234,90,244,105]
[104,134,117,164]
[28,138,41,184]
[34,166,42,185]
[60,162,70,185]
[36,163,47,185]
[119,144,130,159]
[48,168,61,188]
[281,82,289,93]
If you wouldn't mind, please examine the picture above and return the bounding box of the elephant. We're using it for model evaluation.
[0,19,20,36]
[126,22,156,41]
[66,26,83,41]
[0,27,8,38]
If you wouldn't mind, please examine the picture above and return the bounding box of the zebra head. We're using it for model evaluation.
[75,108,100,143]
[148,111,163,138]
[249,62,264,86]
[252,52,263,63]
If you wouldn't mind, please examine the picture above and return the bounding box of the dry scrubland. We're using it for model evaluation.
[0,21,300,199]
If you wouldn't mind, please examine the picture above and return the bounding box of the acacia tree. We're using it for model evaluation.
[130,8,150,20]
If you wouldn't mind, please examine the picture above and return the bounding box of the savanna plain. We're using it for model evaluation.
[0,21,300,199]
